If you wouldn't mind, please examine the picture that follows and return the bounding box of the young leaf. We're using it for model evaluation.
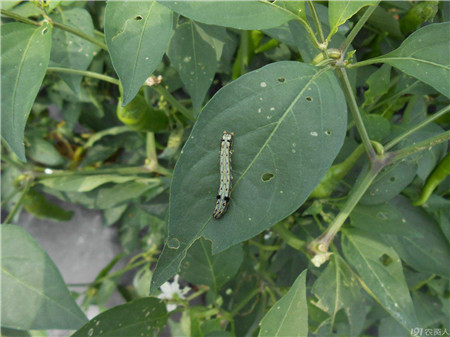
[1,22,52,161]
[168,21,224,114]
[376,22,450,98]
[363,64,391,107]
[161,1,295,30]
[23,189,74,222]
[151,62,347,293]
[71,297,167,337]
[105,1,173,105]
[258,270,308,337]
[38,175,142,192]
[50,8,99,93]
[328,1,379,40]
[342,229,418,331]
[1,225,87,329]
[179,238,243,292]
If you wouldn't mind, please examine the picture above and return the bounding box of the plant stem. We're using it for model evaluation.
[307,0,325,44]
[51,20,107,50]
[230,287,260,317]
[385,105,450,150]
[47,67,120,85]
[309,164,380,256]
[1,9,41,26]
[336,67,376,161]
[389,130,450,164]
[4,179,32,224]
[152,85,195,122]
[272,222,306,251]
[338,2,380,55]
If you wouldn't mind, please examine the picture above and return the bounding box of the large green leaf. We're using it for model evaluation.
[105,1,173,105]
[311,255,363,336]
[50,8,98,93]
[168,21,224,114]
[328,1,379,40]
[1,22,52,161]
[151,62,347,292]
[258,270,308,337]
[1,225,87,329]
[71,297,167,337]
[376,22,450,98]
[179,238,243,292]
[342,229,418,331]
[380,196,450,278]
[161,1,297,30]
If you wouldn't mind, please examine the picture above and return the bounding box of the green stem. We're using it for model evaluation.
[146,132,158,164]
[230,287,260,317]
[336,67,376,161]
[338,2,380,55]
[249,240,280,251]
[385,105,450,151]
[1,9,41,26]
[152,85,195,122]
[309,164,380,256]
[91,260,149,285]
[51,20,107,50]
[272,222,306,251]
[47,67,119,85]
[241,30,249,75]
[4,179,32,224]
[389,130,450,164]
[307,1,325,44]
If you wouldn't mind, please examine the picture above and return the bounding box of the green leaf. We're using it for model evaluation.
[311,255,362,335]
[376,23,450,98]
[161,1,296,30]
[151,62,347,292]
[71,297,167,337]
[50,8,99,93]
[380,196,450,278]
[342,229,418,331]
[367,6,403,40]
[363,64,391,107]
[0,327,30,337]
[1,224,87,329]
[328,1,379,39]
[168,21,224,113]
[180,238,243,292]
[105,1,173,105]
[38,174,141,192]
[23,189,74,222]
[1,22,52,161]
[360,157,417,205]
[27,138,66,167]
[258,270,308,337]
[362,114,391,143]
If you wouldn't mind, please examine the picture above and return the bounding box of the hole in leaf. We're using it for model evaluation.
[389,176,396,182]
[261,172,274,182]
[277,77,285,83]
[134,15,143,20]
[42,28,48,35]
[379,254,393,266]
[306,96,313,102]
[325,130,331,135]
[167,237,180,249]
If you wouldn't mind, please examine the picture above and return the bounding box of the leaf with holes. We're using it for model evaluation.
[258,270,308,337]
[179,238,243,292]
[1,22,52,161]
[161,1,297,30]
[375,22,450,98]
[1,225,87,329]
[71,297,167,337]
[342,229,418,331]
[168,21,225,114]
[104,1,173,105]
[150,61,346,293]
[49,8,99,93]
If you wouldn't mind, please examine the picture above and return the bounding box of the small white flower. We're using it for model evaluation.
[264,231,272,240]
[44,168,54,175]
[157,275,190,312]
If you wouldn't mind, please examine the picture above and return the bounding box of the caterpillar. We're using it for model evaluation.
[213,131,234,219]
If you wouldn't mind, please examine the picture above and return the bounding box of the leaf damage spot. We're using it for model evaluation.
[261,172,274,182]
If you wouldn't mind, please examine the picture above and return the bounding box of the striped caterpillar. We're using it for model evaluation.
[213,131,234,219]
